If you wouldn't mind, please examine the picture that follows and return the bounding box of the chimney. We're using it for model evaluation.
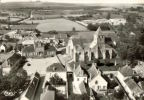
[89,73,92,80]
[74,63,76,71]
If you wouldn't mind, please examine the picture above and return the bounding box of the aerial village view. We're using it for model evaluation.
[0,0,144,100]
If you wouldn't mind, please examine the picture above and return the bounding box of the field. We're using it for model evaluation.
[35,18,88,32]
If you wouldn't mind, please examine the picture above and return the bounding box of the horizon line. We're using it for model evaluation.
[1,0,144,4]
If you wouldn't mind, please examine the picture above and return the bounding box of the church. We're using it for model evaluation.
[66,27,117,62]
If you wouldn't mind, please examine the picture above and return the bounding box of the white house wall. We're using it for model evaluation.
[89,75,107,92]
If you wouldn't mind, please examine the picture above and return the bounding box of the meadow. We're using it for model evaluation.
[35,18,88,32]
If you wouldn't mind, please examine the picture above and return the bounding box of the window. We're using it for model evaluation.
[103,86,106,90]
[84,78,86,81]
[77,78,79,81]
[97,86,100,90]
[95,81,98,84]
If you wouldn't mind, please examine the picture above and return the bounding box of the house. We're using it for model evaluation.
[124,78,143,97]
[78,81,87,94]
[109,18,126,26]
[133,61,144,78]
[88,63,107,94]
[67,61,88,94]
[21,40,56,58]
[82,19,109,25]
[73,64,87,85]
[43,63,67,95]
[44,44,56,57]
[72,64,88,94]
[22,45,35,57]
[19,72,40,100]
[40,90,55,100]
[5,30,22,40]
[7,53,22,67]
[35,41,45,57]
[1,53,21,75]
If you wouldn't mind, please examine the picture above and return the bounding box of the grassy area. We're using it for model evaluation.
[35,18,88,32]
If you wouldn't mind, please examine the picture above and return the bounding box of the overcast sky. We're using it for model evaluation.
[1,0,144,3]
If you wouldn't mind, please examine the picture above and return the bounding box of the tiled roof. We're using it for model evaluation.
[74,64,87,77]
[124,78,143,96]
[133,62,144,78]
[22,45,35,53]
[22,40,35,45]
[87,63,99,79]
[79,81,87,94]
[25,72,40,99]
[47,63,66,72]
[119,65,134,77]
[138,81,144,90]
[71,38,90,52]
[77,30,116,42]
[69,61,86,71]
[8,53,21,66]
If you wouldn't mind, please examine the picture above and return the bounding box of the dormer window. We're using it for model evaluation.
[95,81,98,84]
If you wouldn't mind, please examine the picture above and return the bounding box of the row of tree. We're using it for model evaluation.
[0,54,29,99]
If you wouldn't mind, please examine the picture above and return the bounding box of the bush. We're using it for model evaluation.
[87,23,110,31]
[114,88,124,99]
[49,74,66,85]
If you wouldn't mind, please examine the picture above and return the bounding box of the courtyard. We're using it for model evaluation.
[23,56,60,75]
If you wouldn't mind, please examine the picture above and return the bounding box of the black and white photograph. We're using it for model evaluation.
[0,0,144,100]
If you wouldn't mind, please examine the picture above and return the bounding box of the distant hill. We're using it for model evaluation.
[0,2,142,10]
[0,2,82,9]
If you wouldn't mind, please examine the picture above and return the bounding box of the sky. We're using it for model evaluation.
[1,0,144,4]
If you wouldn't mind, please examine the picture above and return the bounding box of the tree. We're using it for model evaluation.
[139,33,144,46]
[114,88,124,100]
[49,74,66,85]
[72,27,76,32]
[48,30,58,35]
[106,12,111,19]
[87,23,97,31]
